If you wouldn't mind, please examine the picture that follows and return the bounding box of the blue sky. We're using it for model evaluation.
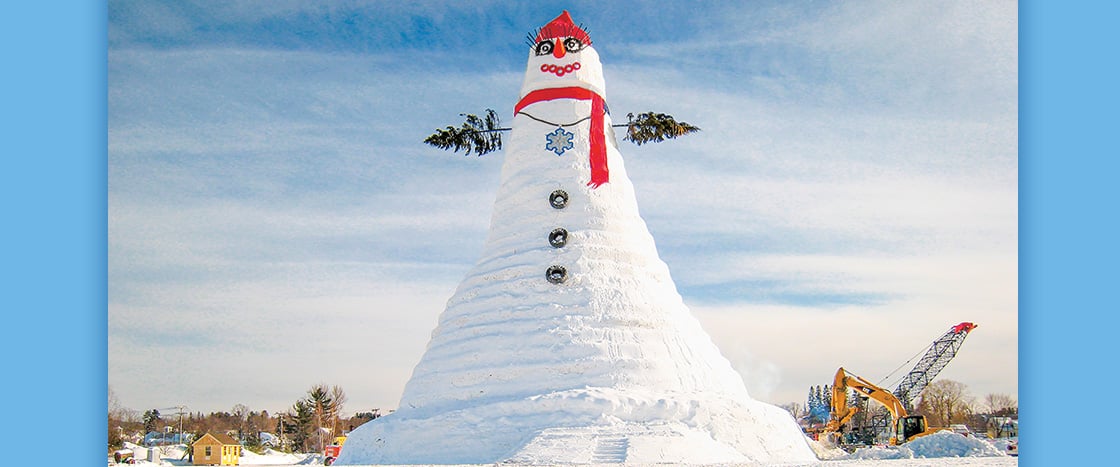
[109,0,1017,415]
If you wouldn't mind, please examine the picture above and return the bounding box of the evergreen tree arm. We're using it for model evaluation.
[621,112,701,146]
[423,109,508,156]
[423,109,699,156]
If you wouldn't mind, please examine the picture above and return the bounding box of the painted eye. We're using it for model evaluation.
[563,37,585,53]
[534,40,554,56]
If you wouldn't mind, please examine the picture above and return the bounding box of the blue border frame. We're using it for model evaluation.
[1021,1,1118,464]
[6,0,1116,462]
[3,1,108,459]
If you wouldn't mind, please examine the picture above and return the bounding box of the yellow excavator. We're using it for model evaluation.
[820,367,940,447]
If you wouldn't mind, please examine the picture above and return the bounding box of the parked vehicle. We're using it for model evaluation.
[324,436,347,465]
[113,449,135,464]
[1006,438,1018,456]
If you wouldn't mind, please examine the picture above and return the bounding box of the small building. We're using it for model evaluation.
[987,417,1018,438]
[192,432,241,465]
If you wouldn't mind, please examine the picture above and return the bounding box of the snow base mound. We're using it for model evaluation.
[843,431,1008,460]
[336,387,815,465]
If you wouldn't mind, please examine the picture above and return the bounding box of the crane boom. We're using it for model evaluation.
[892,322,977,410]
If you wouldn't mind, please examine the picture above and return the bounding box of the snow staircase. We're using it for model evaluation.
[505,427,634,464]
[506,423,739,464]
[591,436,629,463]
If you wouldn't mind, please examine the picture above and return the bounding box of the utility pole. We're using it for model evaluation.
[158,405,187,446]
[178,406,185,445]
[278,413,286,452]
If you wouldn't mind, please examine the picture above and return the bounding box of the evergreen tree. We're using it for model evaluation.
[143,409,162,434]
[306,384,335,452]
[288,400,315,452]
[806,385,832,425]
[275,414,294,452]
[805,386,815,421]
[807,386,818,423]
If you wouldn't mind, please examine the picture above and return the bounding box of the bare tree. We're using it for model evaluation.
[779,401,804,421]
[109,386,121,414]
[109,386,123,451]
[329,385,347,436]
[917,380,974,427]
[231,404,249,443]
[982,393,1017,415]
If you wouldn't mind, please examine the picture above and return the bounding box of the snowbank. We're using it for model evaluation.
[240,448,316,465]
[107,445,318,466]
[843,431,1007,460]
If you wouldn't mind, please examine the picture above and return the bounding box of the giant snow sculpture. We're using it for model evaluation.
[336,11,817,465]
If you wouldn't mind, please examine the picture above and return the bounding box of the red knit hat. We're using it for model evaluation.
[535,10,591,44]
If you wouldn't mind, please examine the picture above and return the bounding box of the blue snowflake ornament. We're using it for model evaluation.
[545,127,575,156]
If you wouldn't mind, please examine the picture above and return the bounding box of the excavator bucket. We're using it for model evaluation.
[820,431,843,449]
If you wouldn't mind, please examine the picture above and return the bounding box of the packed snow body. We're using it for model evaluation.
[337,11,815,465]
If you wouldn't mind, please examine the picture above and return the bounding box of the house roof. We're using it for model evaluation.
[193,432,240,446]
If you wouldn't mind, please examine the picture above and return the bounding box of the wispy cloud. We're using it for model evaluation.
[109,1,1017,412]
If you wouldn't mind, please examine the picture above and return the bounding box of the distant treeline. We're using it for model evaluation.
[108,384,386,454]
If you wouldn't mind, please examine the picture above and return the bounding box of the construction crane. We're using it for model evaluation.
[860,322,978,443]
[891,322,978,410]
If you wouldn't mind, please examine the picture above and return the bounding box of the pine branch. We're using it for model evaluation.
[423,109,700,156]
[423,109,508,156]
[621,112,701,146]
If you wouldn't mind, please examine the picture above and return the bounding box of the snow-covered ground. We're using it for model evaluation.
[110,443,327,466]
[109,431,1017,466]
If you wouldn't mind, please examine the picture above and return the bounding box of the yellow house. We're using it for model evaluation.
[192,432,241,465]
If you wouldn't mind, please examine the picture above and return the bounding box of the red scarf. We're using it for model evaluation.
[514,86,608,188]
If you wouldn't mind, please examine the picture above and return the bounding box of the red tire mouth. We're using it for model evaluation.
[539,62,581,77]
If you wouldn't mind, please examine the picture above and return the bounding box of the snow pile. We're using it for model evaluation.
[988,437,1018,456]
[114,442,186,464]
[156,444,187,460]
[293,453,327,465]
[257,447,317,462]
[906,431,1007,458]
[241,448,316,465]
[844,431,1007,460]
[337,11,814,466]
[808,437,852,460]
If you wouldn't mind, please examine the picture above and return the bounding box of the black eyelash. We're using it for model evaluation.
[524,23,593,49]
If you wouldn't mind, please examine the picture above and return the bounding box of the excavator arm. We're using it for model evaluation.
[822,367,933,446]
